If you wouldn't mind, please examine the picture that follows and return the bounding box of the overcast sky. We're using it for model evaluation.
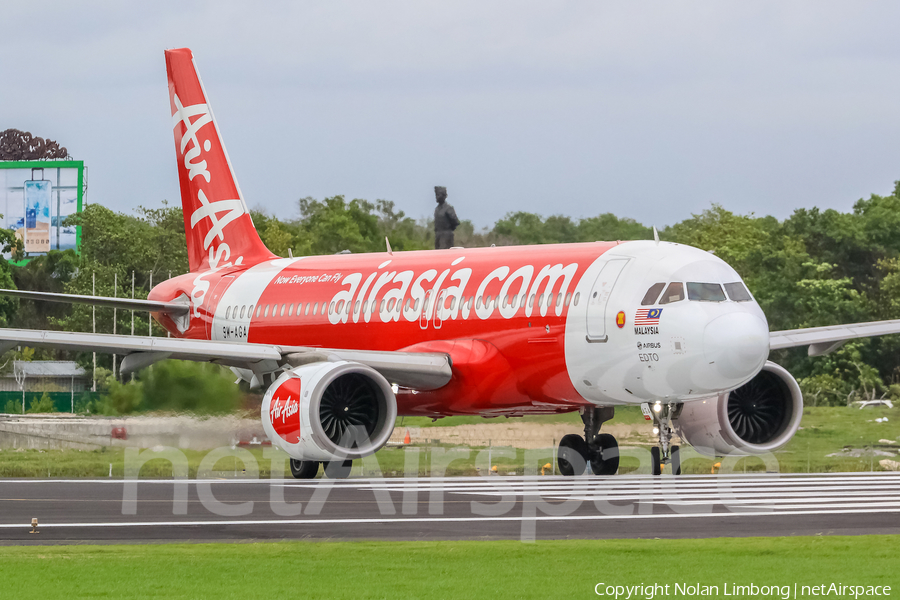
[3,1,900,229]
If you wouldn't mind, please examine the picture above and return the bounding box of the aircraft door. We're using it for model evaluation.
[585,259,628,343]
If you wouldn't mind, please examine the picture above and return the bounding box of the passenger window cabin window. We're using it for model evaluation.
[312,303,318,316]
[565,292,572,306]
[641,282,666,306]
[256,306,262,318]
[264,305,270,317]
[288,304,294,316]
[724,282,753,302]
[225,306,231,320]
[659,283,685,305]
[573,292,580,306]
[686,282,726,302]
[280,304,286,317]
[248,305,254,318]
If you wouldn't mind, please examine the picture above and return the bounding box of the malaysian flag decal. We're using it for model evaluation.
[634,308,662,325]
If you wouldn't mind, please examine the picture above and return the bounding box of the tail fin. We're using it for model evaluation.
[165,48,275,272]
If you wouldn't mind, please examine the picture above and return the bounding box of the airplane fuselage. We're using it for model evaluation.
[150,239,770,417]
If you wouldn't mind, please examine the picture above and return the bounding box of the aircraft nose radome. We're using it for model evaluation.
[703,312,769,383]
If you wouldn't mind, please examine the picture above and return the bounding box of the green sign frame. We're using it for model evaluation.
[0,160,84,265]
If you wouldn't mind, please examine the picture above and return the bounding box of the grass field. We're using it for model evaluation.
[0,536,894,599]
[0,405,897,477]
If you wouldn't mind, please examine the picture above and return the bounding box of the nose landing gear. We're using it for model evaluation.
[645,402,683,475]
[557,406,619,476]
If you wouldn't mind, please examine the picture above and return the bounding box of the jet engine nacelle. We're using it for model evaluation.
[261,361,397,462]
[676,361,803,457]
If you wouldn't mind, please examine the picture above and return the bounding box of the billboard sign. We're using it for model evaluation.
[0,160,84,263]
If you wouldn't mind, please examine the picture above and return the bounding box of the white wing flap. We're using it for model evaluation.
[770,319,900,355]
[0,329,452,390]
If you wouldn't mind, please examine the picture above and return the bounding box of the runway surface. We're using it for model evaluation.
[1,472,899,544]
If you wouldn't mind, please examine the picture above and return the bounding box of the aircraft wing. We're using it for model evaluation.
[770,319,900,356]
[0,329,452,391]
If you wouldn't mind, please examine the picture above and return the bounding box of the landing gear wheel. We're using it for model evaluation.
[590,433,619,476]
[324,459,353,479]
[650,446,661,476]
[289,459,320,479]
[558,434,589,476]
[670,445,681,476]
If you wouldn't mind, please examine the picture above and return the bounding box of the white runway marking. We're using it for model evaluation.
[0,472,898,530]
[0,507,898,530]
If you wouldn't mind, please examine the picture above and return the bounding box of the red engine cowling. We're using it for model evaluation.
[676,361,803,457]
[261,361,397,461]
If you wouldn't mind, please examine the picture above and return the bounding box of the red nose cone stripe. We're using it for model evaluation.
[269,378,302,444]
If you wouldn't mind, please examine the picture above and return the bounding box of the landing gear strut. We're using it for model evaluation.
[645,402,683,475]
[557,407,619,476]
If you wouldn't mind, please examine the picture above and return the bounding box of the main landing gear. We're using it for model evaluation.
[646,402,683,475]
[557,407,619,476]
[289,459,353,479]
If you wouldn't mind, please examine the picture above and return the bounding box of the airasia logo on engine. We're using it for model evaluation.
[268,378,302,444]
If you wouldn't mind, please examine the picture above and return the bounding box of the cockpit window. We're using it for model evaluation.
[640,282,666,306]
[724,282,753,302]
[658,282,685,304]
[687,282,727,302]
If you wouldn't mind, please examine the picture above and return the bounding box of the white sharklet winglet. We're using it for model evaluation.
[0,288,189,315]
[0,329,452,390]
[770,319,900,355]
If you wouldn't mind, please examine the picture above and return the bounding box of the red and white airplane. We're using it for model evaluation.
[4,48,900,477]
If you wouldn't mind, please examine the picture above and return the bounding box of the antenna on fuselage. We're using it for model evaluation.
[385,237,393,255]
[288,248,293,258]
[652,226,660,245]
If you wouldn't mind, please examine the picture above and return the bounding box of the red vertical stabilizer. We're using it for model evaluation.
[165,48,276,272]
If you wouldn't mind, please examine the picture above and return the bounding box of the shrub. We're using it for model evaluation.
[2,399,22,414]
[140,361,241,414]
[25,391,57,414]
[104,381,144,415]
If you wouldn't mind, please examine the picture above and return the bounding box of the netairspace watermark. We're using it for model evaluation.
[120,443,795,542]
[594,583,893,599]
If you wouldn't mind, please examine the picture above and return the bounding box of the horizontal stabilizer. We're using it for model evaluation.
[0,288,190,315]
